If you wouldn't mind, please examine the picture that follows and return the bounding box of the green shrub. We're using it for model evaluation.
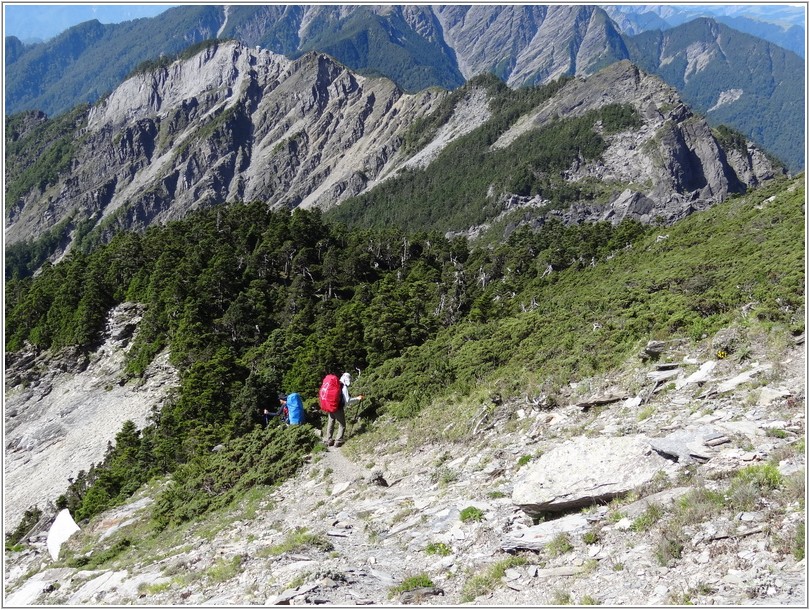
[654,530,685,566]
[432,467,459,486]
[459,506,485,523]
[388,573,435,598]
[152,425,318,528]
[65,538,132,569]
[460,556,527,602]
[631,504,663,532]
[205,555,244,583]
[264,527,334,556]
[551,589,573,605]
[546,533,574,556]
[674,486,726,524]
[727,463,784,511]
[5,505,42,548]
[425,542,452,556]
[139,581,172,595]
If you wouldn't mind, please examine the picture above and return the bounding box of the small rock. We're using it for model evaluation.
[399,587,444,605]
[450,527,466,540]
[332,481,351,496]
[369,569,395,585]
[504,568,521,580]
[367,470,388,487]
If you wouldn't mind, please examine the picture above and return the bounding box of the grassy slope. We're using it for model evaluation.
[355,175,804,426]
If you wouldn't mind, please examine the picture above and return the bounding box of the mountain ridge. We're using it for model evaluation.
[4,5,804,171]
[5,42,783,274]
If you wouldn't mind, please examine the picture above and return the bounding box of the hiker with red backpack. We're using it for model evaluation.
[319,372,363,447]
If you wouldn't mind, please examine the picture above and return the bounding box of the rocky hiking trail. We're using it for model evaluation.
[4,331,806,606]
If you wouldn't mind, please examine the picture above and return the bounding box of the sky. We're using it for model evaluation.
[4,4,177,42]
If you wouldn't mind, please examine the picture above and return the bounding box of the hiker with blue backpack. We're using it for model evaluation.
[273,392,306,425]
[319,372,363,447]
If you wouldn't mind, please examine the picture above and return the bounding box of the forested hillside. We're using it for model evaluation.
[4,173,803,535]
[329,74,640,232]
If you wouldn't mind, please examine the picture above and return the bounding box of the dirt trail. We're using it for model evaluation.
[320,446,368,484]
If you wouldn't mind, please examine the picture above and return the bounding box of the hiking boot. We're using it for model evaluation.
[326,439,334,447]
[334,440,344,448]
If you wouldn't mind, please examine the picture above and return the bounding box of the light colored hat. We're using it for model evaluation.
[340,373,352,386]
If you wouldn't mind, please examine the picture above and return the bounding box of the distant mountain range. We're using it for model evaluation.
[606,4,805,58]
[4,5,804,173]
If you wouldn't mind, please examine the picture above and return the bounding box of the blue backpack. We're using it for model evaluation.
[286,393,305,425]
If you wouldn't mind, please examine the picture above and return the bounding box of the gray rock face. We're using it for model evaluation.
[501,513,592,551]
[649,426,731,464]
[511,434,677,515]
[7,42,441,249]
[5,42,781,256]
[494,61,780,228]
[434,5,628,85]
[3,303,179,530]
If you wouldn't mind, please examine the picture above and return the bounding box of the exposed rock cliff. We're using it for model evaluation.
[487,61,781,228]
[6,41,450,251]
[4,303,179,531]
[434,5,629,86]
[7,6,803,172]
[5,42,781,257]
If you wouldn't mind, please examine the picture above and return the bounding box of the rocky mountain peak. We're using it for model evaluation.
[88,41,290,130]
[433,4,627,86]
[6,38,782,260]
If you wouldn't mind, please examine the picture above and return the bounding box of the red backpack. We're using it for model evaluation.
[319,374,342,413]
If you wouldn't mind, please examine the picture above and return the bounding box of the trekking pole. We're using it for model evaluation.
[349,395,364,437]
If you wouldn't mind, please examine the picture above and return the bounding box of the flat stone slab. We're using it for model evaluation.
[511,435,675,515]
[649,426,728,463]
[501,513,590,551]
